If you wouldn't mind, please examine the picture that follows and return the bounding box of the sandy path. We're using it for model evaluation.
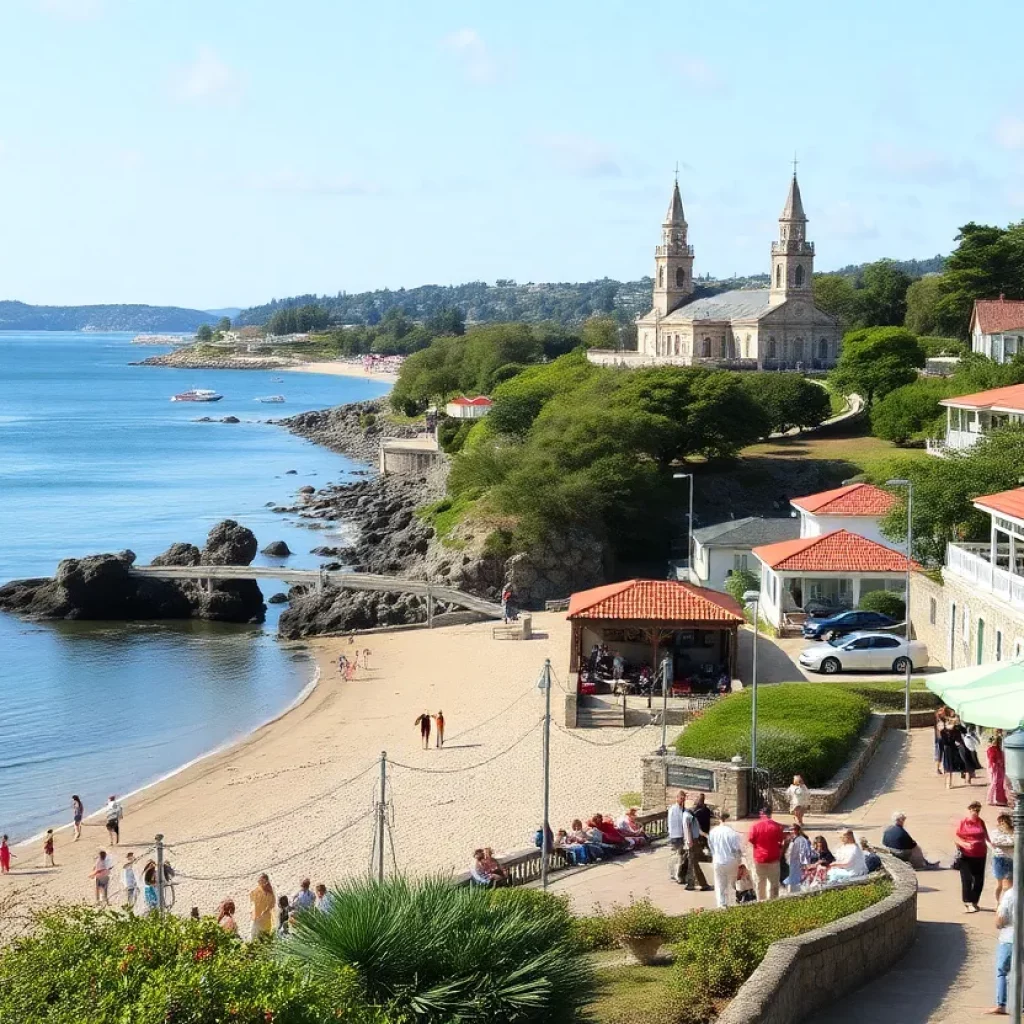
[1,614,667,920]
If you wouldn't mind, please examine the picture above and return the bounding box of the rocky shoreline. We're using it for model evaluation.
[133,349,301,370]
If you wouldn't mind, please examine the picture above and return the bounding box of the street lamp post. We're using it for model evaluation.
[1003,729,1024,1023]
[673,473,694,580]
[886,478,914,733]
[743,589,760,773]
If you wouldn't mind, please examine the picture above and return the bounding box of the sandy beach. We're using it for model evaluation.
[2,614,667,919]
[285,360,399,383]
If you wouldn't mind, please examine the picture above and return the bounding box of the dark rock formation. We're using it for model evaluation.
[261,540,291,557]
[152,542,201,566]
[203,519,258,565]
[279,586,447,639]
[280,399,421,464]
[268,592,289,604]
[220,416,240,424]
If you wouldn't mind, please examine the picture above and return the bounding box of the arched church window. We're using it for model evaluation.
[775,265,782,288]
[658,266,665,287]
[768,337,777,359]
[719,338,727,358]
[795,264,805,287]
[744,334,751,358]
[676,267,686,287]
[818,338,828,361]
[702,337,712,358]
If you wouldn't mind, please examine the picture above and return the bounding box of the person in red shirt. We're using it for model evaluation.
[747,807,785,900]
[954,800,989,912]
[590,814,634,851]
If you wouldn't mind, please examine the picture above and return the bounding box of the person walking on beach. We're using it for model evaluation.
[955,800,989,913]
[434,710,445,748]
[0,835,14,874]
[105,795,123,845]
[362,648,371,669]
[43,829,56,868]
[71,795,84,841]
[250,873,276,940]
[989,736,1009,807]
[90,850,114,906]
[414,712,431,749]
[121,851,138,910]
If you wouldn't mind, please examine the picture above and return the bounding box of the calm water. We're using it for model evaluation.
[0,333,388,841]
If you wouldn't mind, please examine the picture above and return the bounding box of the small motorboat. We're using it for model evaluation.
[271,377,285,383]
[171,389,223,402]
[255,395,286,403]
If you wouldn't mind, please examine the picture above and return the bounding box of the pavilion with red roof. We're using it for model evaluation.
[567,579,745,694]
[751,530,914,632]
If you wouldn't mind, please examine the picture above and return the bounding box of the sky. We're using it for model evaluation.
[1,0,1024,310]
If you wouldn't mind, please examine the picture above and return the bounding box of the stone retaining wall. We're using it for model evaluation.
[718,854,918,1024]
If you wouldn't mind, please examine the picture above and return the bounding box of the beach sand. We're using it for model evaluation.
[3,614,668,918]
[284,360,398,383]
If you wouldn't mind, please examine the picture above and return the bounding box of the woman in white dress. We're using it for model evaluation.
[786,774,810,826]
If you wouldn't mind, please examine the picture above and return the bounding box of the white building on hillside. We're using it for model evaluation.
[790,483,897,546]
[970,297,1024,364]
[688,517,799,592]
[927,382,1024,455]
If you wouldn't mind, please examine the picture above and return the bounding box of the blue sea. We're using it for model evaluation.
[0,332,389,842]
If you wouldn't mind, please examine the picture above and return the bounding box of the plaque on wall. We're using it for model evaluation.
[666,764,716,791]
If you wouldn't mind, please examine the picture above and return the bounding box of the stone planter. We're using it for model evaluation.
[618,934,664,965]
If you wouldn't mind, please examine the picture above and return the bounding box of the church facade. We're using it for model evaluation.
[618,175,841,371]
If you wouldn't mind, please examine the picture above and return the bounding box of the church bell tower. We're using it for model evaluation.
[769,170,815,307]
[652,178,695,316]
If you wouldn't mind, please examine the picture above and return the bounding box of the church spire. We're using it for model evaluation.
[651,176,694,316]
[769,169,814,306]
[780,172,806,223]
[664,178,686,225]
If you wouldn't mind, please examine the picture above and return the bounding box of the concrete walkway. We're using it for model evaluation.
[549,727,1002,1022]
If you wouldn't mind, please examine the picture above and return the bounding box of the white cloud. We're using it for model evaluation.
[995,116,1024,151]
[250,169,379,197]
[170,46,245,105]
[441,28,500,85]
[36,0,104,19]
[537,133,621,178]
[676,57,724,93]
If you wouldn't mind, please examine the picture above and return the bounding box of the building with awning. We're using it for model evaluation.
[567,579,745,693]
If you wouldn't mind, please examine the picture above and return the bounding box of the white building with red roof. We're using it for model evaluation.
[927,381,1024,455]
[444,395,493,420]
[970,296,1024,364]
[751,529,913,631]
[790,482,896,546]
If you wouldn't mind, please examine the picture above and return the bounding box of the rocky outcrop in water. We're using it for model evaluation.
[261,540,291,557]
[0,522,266,624]
[278,586,442,638]
[279,400,422,465]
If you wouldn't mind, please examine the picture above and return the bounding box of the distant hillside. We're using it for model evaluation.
[0,300,214,332]
[236,256,947,328]
[204,307,243,319]
[830,255,946,278]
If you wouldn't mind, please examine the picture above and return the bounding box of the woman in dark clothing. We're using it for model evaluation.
[939,722,965,790]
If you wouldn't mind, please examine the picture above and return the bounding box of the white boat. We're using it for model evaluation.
[255,395,285,403]
[171,389,224,403]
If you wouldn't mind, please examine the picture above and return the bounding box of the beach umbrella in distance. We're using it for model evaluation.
[927,660,1024,729]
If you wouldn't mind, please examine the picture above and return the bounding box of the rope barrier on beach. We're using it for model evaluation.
[389,717,544,775]
[440,684,538,744]
[171,810,370,883]
[551,718,658,747]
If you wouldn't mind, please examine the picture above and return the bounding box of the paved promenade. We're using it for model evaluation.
[549,728,1002,1022]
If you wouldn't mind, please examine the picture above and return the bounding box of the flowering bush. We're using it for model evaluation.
[0,908,389,1024]
[604,897,672,940]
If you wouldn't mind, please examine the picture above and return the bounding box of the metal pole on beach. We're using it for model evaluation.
[155,834,165,916]
[659,654,672,754]
[377,751,387,883]
[540,660,552,890]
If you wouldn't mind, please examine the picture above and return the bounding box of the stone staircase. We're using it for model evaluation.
[575,696,626,729]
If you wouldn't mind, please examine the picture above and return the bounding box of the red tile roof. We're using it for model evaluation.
[448,395,493,407]
[939,382,1024,413]
[790,483,896,517]
[567,579,744,623]
[974,487,1024,521]
[752,530,915,572]
[973,298,1024,336]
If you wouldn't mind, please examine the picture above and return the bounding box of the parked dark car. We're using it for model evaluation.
[801,609,900,641]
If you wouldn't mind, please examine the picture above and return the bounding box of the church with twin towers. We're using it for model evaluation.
[619,171,841,370]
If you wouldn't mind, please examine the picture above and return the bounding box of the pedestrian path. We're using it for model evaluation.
[549,728,1001,1022]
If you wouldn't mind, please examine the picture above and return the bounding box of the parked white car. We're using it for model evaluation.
[798,632,929,675]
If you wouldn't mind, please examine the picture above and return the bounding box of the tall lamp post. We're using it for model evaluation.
[886,478,914,733]
[1003,728,1024,1023]
[743,589,760,773]
[673,472,694,580]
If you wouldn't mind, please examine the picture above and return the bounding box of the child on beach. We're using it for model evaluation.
[0,835,14,873]
[363,648,371,669]
[43,830,56,868]
[434,710,445,748]
[122,851,138,909]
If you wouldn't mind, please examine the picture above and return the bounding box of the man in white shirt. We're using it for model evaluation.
[990,884,1015,1015]
[707,810,744,907]
[667,790,687,883]
[105,796,123,845]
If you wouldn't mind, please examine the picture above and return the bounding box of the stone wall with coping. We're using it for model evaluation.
[642,755,749,818]
[717,854,918,1024]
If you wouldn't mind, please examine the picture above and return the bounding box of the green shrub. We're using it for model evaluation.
[619,791,643,808]
[672,881,890,1001]
[437,418,474,454]
[358,411,378,431]
[0,908,381,1024]
[674,684,871,786]
[828,680,941,712]
[857,589,906,619]
[605,897,673,939]
[281,876,592,1023]
[724,569,759,607]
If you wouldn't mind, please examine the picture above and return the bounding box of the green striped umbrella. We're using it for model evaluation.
[926,661,1024,729]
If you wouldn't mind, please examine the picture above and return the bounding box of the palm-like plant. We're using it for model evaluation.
[279,877,593,1022]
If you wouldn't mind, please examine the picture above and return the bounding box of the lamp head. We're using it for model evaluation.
[886,478,911,488]
[1004,729,1024,789]
[743,590,760,604]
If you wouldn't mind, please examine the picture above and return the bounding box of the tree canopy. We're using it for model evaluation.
[829,327,926,406]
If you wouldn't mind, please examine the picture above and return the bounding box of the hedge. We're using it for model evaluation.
[673,684,871,786]
[829,680,941,713]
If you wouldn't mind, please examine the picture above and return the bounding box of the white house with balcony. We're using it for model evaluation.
[927,382,1024,456]
[444,396,493,420]
[971,297,1024,364]
[790,483,896,546]
[751,529,912,633]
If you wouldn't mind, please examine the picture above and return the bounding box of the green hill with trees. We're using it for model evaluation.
[0,300,215,332]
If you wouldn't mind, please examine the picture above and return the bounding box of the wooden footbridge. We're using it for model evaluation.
[129,564,504,621]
